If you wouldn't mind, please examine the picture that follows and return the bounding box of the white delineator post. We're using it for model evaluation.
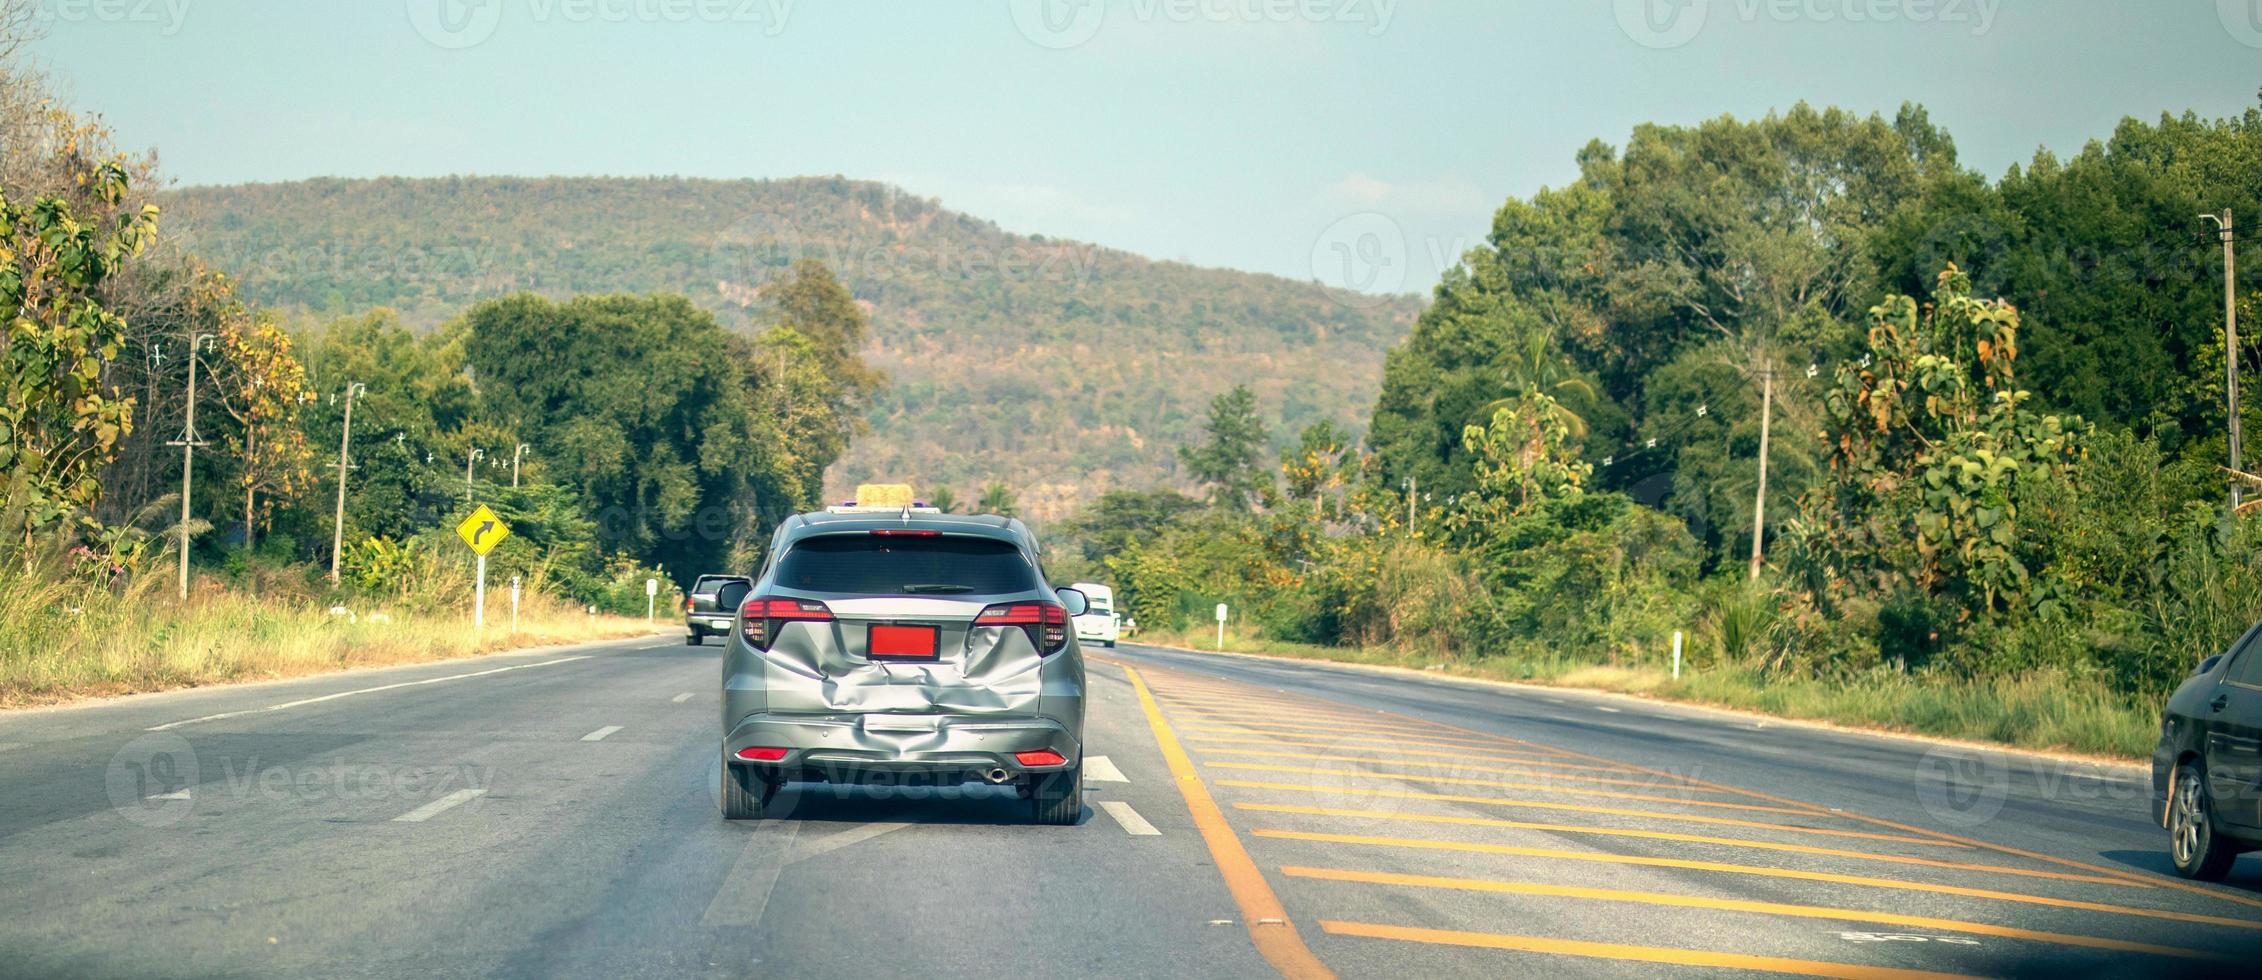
[510,575,522,633]
[646,578,659,626]
[1672,630,1684,681]
[1215,603,1228,651]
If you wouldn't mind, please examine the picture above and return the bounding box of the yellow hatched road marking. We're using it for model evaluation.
[1238,804,2147,887]
[1319,920,1984,979]
[1215,780,1968,847]
[1194,744,1646,775]
[1178,724,1582,754]
[1256,830,2262,931]
[1200,756,1711,793]
[1187,735,1596,768]
[1213,763,1814,815]
[1290,868,2215,961]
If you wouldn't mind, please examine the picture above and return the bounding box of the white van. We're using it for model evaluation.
[1069,582,1119,648]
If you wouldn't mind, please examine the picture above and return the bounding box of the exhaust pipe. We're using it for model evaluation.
[983,767,1013,784]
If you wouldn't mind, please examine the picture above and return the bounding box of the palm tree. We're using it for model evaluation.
[925,486,959,514]
[977,482,1018,518]
[1477,327,1597,439]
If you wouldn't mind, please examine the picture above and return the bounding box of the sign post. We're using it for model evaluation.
[1215,603,1229,651]
[645,578,659,626]
[455,504,512,631]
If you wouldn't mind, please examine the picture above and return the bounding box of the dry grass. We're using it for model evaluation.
[0,565,655,708]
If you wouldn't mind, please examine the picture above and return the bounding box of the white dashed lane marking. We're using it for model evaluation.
[1097,801,1161,836]
[146,656,592,731]
[672,692,695,703]
[581,726,623,742]
[1085,755,1129,782]
[393,789,486,823]
[146,789,191,801]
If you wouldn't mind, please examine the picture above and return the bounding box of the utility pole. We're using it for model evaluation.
[465,448,485,498]
[2203,210,2241,509]
[167,332,216,601]
[328,383,365,585]
[1406,474,1418,529]
[1749,358,1774,583]
[512,443,529,488]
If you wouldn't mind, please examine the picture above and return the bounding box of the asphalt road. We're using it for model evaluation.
[1,636,2258,979]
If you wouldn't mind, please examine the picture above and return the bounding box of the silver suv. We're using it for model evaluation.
[718,506,1089,824]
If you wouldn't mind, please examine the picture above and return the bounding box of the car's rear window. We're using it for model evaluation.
[775,534,1039,596]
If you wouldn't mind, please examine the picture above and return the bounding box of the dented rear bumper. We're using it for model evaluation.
[724,712,1081,782]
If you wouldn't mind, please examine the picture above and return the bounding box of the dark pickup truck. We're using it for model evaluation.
[684,574,754,646]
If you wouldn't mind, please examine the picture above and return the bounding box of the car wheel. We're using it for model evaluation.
[687,633,704,646]
[2170,761,2238,881]
[1103,640,1116,648]
[721,757,778,820]
[1030,764,1082,826]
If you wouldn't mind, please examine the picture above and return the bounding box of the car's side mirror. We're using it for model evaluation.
[2197,654,2224,676]
[717,580,752,611]
[1056,588,1089,617]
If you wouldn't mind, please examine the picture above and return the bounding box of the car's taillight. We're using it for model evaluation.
[975,602,1070,655]
[739,597,833,650]
[736,746,788,762]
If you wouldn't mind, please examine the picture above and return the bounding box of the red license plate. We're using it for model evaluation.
[868,624,940,659]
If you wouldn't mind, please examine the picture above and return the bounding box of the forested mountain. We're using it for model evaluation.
[162,176,1420,519]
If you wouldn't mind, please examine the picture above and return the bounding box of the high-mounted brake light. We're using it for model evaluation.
[974,602,1070,655]
[739,597,834,650]
[869,529,942,537]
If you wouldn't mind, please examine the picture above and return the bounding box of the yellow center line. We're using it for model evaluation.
[1255,830,2262,932]
[1120,665,1335,980]
[1238,804,2148,887]
[1209,763,1816,815]
[1287,868,2216,961]
[1318,920,1985,980]
[1214,780,1971,846]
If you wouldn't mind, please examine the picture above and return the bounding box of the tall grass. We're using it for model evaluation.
[0,555,654,708]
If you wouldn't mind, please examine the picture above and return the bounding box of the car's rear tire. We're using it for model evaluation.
[2170,761,2238,881]
[1103,640,1116,648]
[1030,764,1082,825]
[687,632,704,647]
[721,758,779,820]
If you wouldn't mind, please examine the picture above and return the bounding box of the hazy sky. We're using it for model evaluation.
[23,0,2262,294]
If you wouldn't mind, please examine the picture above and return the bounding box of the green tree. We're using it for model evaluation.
[1181,385,1272,511]
[925,485,959,514]
[0,159,158,540]
[978,482,1017,518]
